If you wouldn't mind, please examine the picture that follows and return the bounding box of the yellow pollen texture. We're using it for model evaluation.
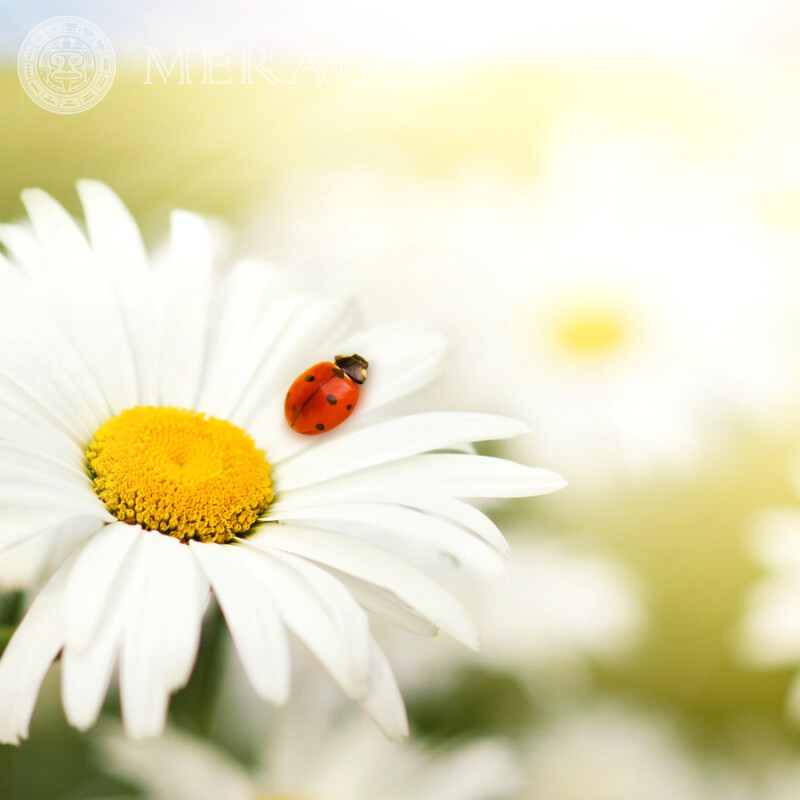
[86,407,273,543]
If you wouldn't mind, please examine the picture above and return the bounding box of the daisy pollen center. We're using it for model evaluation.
[86,407,273,543]
[556,308,626,355]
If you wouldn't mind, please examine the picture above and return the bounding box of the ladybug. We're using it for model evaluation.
[284,354,369,435]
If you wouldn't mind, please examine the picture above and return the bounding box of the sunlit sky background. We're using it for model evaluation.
[1,0,799,57]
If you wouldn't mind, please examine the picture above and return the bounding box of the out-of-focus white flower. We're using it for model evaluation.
[736,467,800,725]
[97,703,519,800]
[738,509,800,666]
[0,182,564,744]
[249,120,800,486]
[521,713,800,800]
[376,535,644,692]
[518,703,709,800]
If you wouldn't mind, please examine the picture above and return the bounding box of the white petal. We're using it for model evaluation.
[0,223,47,280]
[77,182,162,406]
[0,442,90,487]
[20,187,94,270]
[0,371,85,449]
[137,535,209,693]
[20,188,138,415]
[360,637,409,741]
[77,180,149,282]
[195,260,295,415]
[100,725,254,800]
[278,454,566,504]
[267,501,506,575]
[0,518,102,592]
[271,491,509,555]
[65,522,143,652]
[0,462,89,498]
[243,546,406,737]
[0,248,17,281]
[0,343,102,442]
[0,482,109,518]
[238,544,372,695]
[190,541,290,706]
[0,508,83,552]
[0,547,83,743]
[0,531,58,590]
[0,409,84,466]
[157,210,214,408]
[252,524,479,648]
[340,572,439,636]
[118,533,209,739]
[62,529,152,731]
[0,463,101,514]
[274,412,528,489]
[0,432,83,480]
[78,180,149,405]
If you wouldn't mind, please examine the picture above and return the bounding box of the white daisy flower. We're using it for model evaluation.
[521,702,800,800]
[96,707,518,800]
[249,124,800,486]
[375,535,644,692]
[0,182,564,744]
[520,703,710,800]
[736,471,800,724]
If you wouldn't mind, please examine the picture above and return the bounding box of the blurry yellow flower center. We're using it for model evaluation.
[555,309,626,355]
[86,407,273,544]
[256,796,311,800]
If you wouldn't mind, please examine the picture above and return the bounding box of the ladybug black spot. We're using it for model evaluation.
[346,404,352,410]
[315,423,325,431]
[332,367,345,379]
[305,375,315,382]
[326,394,337,405]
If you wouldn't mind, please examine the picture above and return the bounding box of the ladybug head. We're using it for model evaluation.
[334,354,369,385]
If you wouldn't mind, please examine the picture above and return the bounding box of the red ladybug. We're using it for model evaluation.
[284,354,368,435]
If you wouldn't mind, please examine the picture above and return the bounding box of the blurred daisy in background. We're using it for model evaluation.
[736,463,800,725]
[96,701,519,800]
[250,116,800,487]
[375,532,644,694]
[518,703,710,800]
[524,704,800,800]
[0,182,564,744]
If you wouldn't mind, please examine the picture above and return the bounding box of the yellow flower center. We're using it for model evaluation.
[256,797,311,800]
[555,308,626,356]
[86,407,273,544]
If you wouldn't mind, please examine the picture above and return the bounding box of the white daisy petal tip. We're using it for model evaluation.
[75,177,107,196]
[0,727,23,747]
[19,186,52,207]
[463,622,482,652]
[528,467,568,494]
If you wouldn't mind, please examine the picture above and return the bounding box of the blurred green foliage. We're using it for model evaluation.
[0,63,724,231]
